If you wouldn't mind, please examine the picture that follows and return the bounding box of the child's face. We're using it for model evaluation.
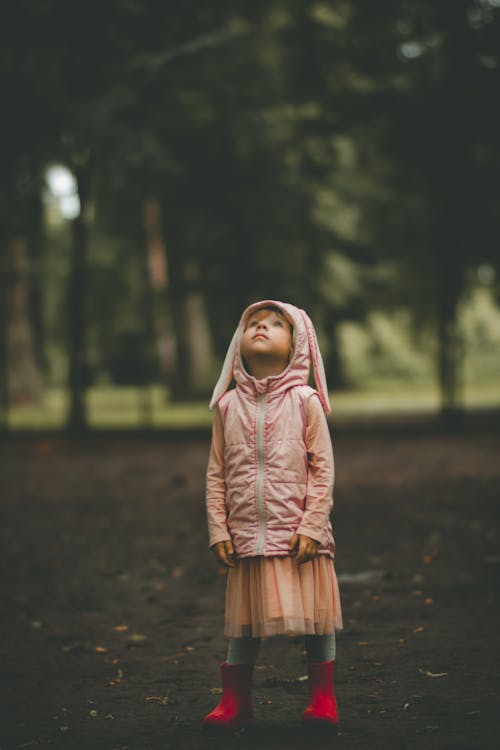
[240,308,293,373]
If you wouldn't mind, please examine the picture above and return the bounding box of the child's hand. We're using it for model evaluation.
[289,533,320,564]
[211,540,236,568]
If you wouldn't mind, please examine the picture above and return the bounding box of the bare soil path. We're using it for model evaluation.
[1,424,499,749]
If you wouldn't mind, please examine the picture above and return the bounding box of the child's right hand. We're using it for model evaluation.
[211,540,236,568]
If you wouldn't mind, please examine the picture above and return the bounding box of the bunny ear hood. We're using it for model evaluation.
[209,300,331,415]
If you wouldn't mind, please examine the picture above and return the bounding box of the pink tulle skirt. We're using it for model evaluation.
[224,554,343,638]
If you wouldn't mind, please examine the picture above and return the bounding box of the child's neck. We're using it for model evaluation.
[247,359,288,380]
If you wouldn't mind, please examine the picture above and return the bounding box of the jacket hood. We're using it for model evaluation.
[209,300,331,415]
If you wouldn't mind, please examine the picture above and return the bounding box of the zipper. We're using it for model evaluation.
[255,393,266,555]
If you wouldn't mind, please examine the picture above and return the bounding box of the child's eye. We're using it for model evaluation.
[274,321,283,327]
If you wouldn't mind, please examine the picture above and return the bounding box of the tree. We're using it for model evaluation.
[335,0,500,417]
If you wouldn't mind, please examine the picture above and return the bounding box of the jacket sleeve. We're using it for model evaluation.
[206,405,232,549]
[296,393,334,544]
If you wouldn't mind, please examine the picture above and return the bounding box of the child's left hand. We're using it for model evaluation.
[289,533,320,564]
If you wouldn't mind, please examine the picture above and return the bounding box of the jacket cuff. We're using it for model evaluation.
[296,523,325,546]
[209,531,232,549]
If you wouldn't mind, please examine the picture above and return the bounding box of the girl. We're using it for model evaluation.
[204,300,343,730]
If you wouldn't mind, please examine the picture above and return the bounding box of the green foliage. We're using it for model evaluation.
[1,0,499,423]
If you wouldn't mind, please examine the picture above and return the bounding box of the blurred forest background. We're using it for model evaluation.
[1,0,499,431]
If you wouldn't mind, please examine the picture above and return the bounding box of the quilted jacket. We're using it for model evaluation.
[206,300,336,559]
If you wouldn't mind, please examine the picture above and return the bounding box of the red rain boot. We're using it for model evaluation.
[302,660,339,727]
[203,662,253,730]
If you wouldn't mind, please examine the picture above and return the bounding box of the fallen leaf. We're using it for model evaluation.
[185,646,195,652]
[126,633,148,646]
[95,646,107,653]
[113,625,129,632]
[104,713,114,719]
[357,641,370,646]
[419,669,448,678]
[412,626,425,634]
[424,598,433,605]
[210,687,223,695]
[403,703,410,711]
[89,709,98,717]
[145,695,170,704]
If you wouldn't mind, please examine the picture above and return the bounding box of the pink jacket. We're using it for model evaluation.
[206,300,336,560]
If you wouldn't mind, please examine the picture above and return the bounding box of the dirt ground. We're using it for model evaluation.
[1,420,499,750]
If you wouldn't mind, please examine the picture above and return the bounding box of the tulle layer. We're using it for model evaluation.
[224,554,343,638]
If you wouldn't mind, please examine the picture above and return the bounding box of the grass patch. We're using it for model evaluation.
[5,381,500,430]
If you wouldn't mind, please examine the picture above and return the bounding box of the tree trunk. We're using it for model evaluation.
[66,165,89,432]
[3,237,43,409]
[26,168,48,377]
[0,251,11,428]
[324,311,350,391]
[169,257,215,400]
[429,0,474,423]
[181,280,216,394]
[143,196,177,388]
[436,259,464,422]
